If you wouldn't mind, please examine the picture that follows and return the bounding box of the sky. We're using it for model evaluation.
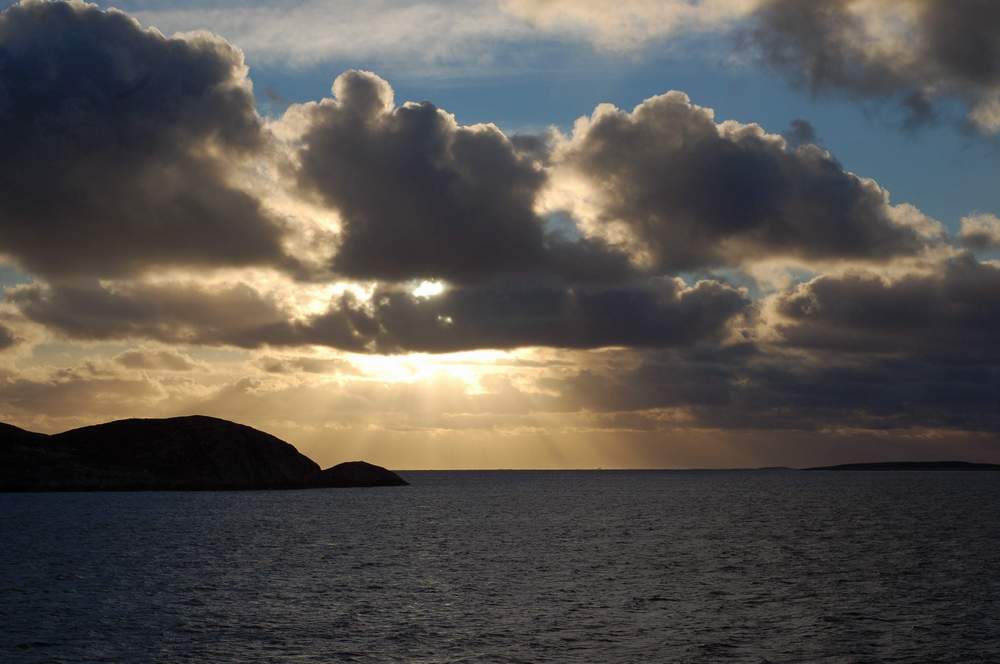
[0,0,999,469]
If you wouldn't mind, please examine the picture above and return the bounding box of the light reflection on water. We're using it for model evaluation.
[2,470,999,663]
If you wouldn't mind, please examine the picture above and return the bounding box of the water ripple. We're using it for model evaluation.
[2,470,999,663]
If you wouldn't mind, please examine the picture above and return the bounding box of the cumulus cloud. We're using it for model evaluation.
[0,2,946,290]
[0,0,295,280]
[747,0,1000,132]
[549,91,930,272]
[960,213,1000,250]
[290,70,546,282]
[286,72,944,285]
[1,1,995,458]
[289,73,936,285]
[286,70,633,284]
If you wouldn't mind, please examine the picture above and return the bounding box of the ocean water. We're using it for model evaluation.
[2,470,999,663]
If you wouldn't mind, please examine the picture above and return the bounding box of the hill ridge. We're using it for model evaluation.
[0,415,407,491]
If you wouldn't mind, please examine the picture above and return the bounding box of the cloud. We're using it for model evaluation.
[1,352,994,468]
[0,2,995,464]
[772,254,1000,359]
[747,0,1000,133]
[502,0,758,50]
[720,357,1000,432]
[357,277,751,352]
[9,274,751,353]
[0,0,296,280]
[539,340,1000,434]
[960,213,1000,250]
[286,70,634,284]
[254,355,355,375]
[6,279,349,349]
[0,364,166,422]
[540,344,754,413]
[290,70,545,283]
[0,324,19,351]
[782,118,818,147]
[111,0,756,71]
[526,254,1000,434]
[114,348,201,371]
[0,0,944,290]
[550,91,930,272]
[124,0,534,70]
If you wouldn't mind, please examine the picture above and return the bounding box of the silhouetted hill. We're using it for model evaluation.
[316,461,409,487]
[807,461,1000,471]
[0,416,407,491]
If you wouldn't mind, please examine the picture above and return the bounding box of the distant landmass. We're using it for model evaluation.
[807,461,1000,471]
[0,415,408,491]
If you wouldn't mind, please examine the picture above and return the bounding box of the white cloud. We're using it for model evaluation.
[129,0,534,69]
[124,0,758,70]
[960,213,1000,250]
[503,0,759,50]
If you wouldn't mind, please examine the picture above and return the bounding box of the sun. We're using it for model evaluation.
[412,280,446,298]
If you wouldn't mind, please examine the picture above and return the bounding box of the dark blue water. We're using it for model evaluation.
[2,471,999,663]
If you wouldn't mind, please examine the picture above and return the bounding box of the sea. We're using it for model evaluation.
[2,470,999,663]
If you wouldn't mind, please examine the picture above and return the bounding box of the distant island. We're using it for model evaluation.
[807,461,1000,471]
[0,415,408,491]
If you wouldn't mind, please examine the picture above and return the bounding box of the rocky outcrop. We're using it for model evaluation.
[315,461,409,487]
[807,461,1000,471]
[0,416,407,491]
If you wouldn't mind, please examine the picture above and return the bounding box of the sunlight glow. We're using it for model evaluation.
[349,349,513,387]
[412,280,446,298]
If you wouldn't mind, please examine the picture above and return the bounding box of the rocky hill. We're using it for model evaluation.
[0,416,407,490]
[807,461,1000,471]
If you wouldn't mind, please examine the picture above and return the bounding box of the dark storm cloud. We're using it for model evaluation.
[747,0,1000,131]
[291,70,634,284]
[541,344,757,414]
[358,278,750,353]
[532,254,1000,433]
[0,0,294,279]
[730,358,1000,432]
[559,91,928,271]
[622,254,1000,431]
[774,254,1000,359]
[9,276,750,353]
[544,343,1000,433]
